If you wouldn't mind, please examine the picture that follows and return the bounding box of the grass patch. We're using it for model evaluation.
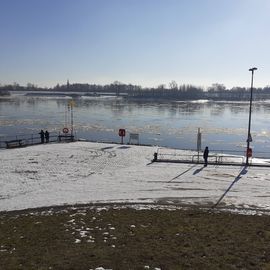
[0,205,270,269]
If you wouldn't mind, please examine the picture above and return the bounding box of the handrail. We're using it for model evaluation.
[156,147,269,161]
[192,154,218,163]
[0,132,61,148]
[217,155,244,164]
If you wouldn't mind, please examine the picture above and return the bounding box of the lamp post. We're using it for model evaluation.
[246,67,257,165]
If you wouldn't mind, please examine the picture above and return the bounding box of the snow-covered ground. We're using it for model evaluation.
[1,141,270,213]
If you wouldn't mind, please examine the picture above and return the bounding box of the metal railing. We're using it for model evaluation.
[192,154,218,163]
[217,155,245,164]
[0,132,60,148]
[155,147,269,166]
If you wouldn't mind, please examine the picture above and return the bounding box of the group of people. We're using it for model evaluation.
[39,130,50,143]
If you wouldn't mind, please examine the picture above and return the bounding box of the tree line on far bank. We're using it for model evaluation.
[1,81,270,101]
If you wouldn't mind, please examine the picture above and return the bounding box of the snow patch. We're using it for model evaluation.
[1,141,270,214]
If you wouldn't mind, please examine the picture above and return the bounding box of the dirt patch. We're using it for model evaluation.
[0,205,270,270]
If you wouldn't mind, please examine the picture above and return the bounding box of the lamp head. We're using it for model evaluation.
[249,67,257,72]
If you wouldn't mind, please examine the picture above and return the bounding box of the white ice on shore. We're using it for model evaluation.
[1,141,270,213]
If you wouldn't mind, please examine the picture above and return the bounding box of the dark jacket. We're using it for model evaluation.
[203,147,209,160]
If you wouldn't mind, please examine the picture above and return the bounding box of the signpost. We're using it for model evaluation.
[68,100,75,137]
[61,100,75,142]
[197,128,202,162]
[119,129,126,144]
[246,67,257,165]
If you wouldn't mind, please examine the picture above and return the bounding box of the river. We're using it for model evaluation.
[1,92,270,157]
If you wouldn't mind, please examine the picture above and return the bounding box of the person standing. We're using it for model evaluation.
[203,146,209,167]
[45,130,50,143]
[39,129,45,143]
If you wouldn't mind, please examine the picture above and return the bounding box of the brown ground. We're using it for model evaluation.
[0,205,270,270]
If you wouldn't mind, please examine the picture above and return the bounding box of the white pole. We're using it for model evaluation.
[197,128,202,162]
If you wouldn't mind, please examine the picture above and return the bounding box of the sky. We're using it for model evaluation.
[0,0,270,89]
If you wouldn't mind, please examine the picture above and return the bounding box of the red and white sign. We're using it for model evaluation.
[119,129,126,144]
[118,129,126,137]
[63,127,69,134]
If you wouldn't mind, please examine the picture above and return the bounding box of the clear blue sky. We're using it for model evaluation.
[1,0,269,88]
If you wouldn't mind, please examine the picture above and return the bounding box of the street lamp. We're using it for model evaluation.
[246,67,257,165]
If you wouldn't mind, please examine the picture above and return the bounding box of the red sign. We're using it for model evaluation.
[63,127,69,134]
[119,129,126,137]
[247,148,252,158]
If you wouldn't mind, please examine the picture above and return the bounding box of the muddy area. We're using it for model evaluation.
[0,204,270,269]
